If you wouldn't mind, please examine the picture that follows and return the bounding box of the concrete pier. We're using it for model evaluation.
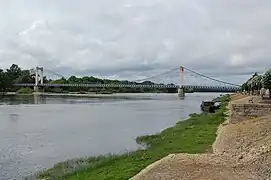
[34,86,45,93]
[33,66,44,93]
[34,86,40,92]
[178,88,185,99]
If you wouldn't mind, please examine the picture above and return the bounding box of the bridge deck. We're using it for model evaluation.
[14,83,241,92]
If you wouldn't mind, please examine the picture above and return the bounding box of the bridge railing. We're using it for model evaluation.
[13,83,241,91]
[14,83,179,88]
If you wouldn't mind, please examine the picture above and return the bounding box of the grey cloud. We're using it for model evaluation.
[0,0,271,85]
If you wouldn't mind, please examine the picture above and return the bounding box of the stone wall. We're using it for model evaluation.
[230,103,271,123]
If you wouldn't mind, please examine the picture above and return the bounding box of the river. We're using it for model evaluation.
[0,93,223,179]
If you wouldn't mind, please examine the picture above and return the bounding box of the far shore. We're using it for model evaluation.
[0,92,181,98]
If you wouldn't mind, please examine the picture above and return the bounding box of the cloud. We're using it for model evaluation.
[0,0,271,85]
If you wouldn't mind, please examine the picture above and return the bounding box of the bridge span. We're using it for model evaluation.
[14,83,241,93]
[14,66,242,97]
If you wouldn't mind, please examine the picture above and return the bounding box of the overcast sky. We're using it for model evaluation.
[0,0,270,85]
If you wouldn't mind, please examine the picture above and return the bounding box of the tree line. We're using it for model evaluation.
[48,76,180,94]
[241,68,271,98]
[0,64,36,92]
[1,64,191,94]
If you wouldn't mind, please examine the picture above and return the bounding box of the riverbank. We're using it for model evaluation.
[132,94,271,179]
[29,94,230,180]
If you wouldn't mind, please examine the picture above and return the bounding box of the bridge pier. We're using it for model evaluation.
[34,93,39,104]
[34,86,40,92]
[178,87,185,99]
[34,86,44,93]
[33,66,44,93]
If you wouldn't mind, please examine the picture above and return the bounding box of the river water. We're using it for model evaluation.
[0,93,222,179]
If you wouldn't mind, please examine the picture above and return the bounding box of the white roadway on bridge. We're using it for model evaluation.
[15,83,241,91]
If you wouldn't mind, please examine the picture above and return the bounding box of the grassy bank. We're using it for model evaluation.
[31,95,230,180]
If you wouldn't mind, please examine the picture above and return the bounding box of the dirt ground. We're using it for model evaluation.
[131,94,271,180]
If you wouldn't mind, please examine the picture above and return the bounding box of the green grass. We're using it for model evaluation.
[30,95,230,180]
[16,87,34,94]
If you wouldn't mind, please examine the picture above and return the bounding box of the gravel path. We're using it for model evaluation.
[131,94,271,180]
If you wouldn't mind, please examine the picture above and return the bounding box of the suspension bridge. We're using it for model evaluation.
[14,66,242,97]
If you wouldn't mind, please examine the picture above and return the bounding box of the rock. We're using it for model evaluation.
[238,154,244,160]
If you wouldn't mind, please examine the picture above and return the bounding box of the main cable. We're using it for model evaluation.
[183,66,241,87]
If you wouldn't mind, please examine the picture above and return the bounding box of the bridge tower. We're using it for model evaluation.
[178,66,185,98]
[34,66,44,92]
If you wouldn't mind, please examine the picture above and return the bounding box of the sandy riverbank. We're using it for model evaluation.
[131,94,271,180]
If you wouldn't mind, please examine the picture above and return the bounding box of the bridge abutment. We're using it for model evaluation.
[178,87,185,99]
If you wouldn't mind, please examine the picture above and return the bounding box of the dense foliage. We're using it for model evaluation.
[241,69,271,98]
[261,69,271,98]
[0,64,189,94]
[0,64,36,92]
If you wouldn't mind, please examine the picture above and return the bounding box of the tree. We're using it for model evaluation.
[0,69,5,91]
[247,79,253,91]
[6,64,21,81]
[262,69,271,98]
[52,77,67,84]
[241,82,249,91]
[0,69,11,92]
[251,75,262,91]
[241,72,263,93]
[0,64,45,92]
[252,72,258,78]
[14,70,35,84]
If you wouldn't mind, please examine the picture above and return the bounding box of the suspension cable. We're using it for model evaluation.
[183,66,241,87]
[134,67,179,82]
[44,68,65,78]
[44,66,241,87]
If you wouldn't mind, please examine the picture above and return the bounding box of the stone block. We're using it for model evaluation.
[230,103,271,123]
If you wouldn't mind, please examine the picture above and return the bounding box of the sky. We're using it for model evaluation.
[0,0,271,85]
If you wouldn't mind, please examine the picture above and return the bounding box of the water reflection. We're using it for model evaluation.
[0,94,171,105]
[0,95,47,105]
[9,113,19,122]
